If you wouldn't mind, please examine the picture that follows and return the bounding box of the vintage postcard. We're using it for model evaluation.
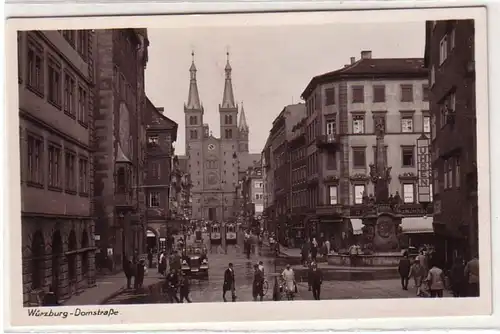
[4,6,492,330]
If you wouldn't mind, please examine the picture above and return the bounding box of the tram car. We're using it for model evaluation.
[225,223,237,245]
[210,223,222,245]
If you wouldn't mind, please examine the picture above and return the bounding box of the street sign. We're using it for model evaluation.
[417,134,431,204]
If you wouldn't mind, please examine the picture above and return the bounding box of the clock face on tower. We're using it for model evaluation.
[208,144,216,151]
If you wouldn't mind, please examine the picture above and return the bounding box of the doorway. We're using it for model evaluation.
[146,229,158,253]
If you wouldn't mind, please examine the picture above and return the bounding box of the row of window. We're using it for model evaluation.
[58,30,90,61]
[23,34,89,126]
[307,83,429,117]
[430,25,457,87]
[291,166,307,185]
[189,128,237,140]
[351,145,415,169]
[23,134,89,194]
[290,146,307,163]
[433,155,461,193]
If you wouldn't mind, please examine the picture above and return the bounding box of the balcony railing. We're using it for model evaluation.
[316,204,343,216]
[316,133,340,150]
[115,192,134,208]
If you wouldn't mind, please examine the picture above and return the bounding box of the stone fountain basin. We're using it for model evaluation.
[328,252,403,267]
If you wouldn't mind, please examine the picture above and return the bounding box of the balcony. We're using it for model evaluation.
[316,134,340,150]
[316,204,343,216]
[115,191,134,209]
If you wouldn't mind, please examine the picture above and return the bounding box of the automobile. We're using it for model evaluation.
[181,244,209,278]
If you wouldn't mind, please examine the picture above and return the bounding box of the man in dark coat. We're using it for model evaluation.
[179,272,192,303]
[124,257,135,289]
[135,259,145,291]
[164,269,180,303]
[308,262,323,300]
[398,251,411,290]
[42,285,59,306]
[223,262,236,302]
[252,264,264,301]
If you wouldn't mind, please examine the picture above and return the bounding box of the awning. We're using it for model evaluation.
[350,219,364,235]
[401,216,434,234]
[147,230,156,237]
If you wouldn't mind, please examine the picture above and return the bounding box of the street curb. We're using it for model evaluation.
[99,287,126,305]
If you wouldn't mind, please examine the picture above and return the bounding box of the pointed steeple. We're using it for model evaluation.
[221,51,236,109]
[238,101,249,133]
[186,51,201,110]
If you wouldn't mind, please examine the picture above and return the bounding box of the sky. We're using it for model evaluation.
[145,22,426,155]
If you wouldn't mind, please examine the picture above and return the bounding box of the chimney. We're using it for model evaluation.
[361,50,372,59]
[344,65,349,68]
[350,57,356,64]
[157,107,164,114]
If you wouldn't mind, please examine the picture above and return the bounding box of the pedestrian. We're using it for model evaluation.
[417,248,429,274]
[258,235,263,256]
[324,239,331,256]
[258,260,265,276]
[42,285,59,306]
[164,269,180,303]
[409,257,426,296]
[135,259,145,291]
[464,254,480,297]
[398,252,411,290]
[301,242,310,267]
[148,249,153,269]
[252,264,264,301]
[425,260,446,298]
[308,262,323,300]
[158,251,166,276]
[348,243,359,267]
[124,256,134,290]
[311,238,318,262]
[281,263,296,300]
[449,257,466,297]
[179,272,192,303]
[223,263,236,302]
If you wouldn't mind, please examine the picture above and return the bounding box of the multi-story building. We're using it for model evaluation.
[299,50,432,250]
[184,52,258,222]
[262,137,274,231]
[269,103,306,244]
[144,100,178,252]
[93,29,149,271]
[289,116,308,245]
[424,20,477,263]
[19,30,97,304]
[241,162,264,229]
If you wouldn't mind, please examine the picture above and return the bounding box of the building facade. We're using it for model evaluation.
[144,100,178,252]
[93,29,149,272]
[262,137,274,231]
[240,162,264,229]
[19,30,97,304]
[268,104,306,244]
[298,51,432,250]
[184,52,256,222]
[424,20,477,264]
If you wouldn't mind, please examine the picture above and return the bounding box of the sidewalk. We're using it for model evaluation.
[63,270,164,306]
[262,240,301,258]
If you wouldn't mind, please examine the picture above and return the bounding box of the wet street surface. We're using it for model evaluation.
[104,243,441,305]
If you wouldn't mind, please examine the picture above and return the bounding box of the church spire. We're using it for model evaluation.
[221,51,236,109]
[186,51,201,110]
[238,101,249,133]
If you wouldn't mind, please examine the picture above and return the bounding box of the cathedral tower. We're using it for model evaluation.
[238,102,249,153]
[184,52,204,203]
[219,52,239,142]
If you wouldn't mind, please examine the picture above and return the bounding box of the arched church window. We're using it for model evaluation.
[117,167,126,192]
[228,115,233,124]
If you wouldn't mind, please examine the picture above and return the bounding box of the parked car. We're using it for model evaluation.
[181,244,209,279]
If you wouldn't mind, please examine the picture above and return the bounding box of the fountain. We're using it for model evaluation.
[328,117,405,268]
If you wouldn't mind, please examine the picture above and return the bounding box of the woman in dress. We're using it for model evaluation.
[281,264,296,300]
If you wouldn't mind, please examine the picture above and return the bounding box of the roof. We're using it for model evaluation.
[238,153,261,172]
[284,104,306,137]
[301,57,428,100]
[145,97,178,142]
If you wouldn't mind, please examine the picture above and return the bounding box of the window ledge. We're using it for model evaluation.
[79,192,89,197]
[26,85,44,99]
[48,100,62,110]
[27,181,44,189]
[64,110,76,119]
[48,186,63,192]
[65,189,77,195]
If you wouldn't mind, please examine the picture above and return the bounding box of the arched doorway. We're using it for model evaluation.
[146,228,158,253]
[51,230,63,299]
[67,230,77,288]
[81,230,89,285]
[31,230,45,291]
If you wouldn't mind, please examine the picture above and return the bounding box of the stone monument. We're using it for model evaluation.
[361,117,403,252]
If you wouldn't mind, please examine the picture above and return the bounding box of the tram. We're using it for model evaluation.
[225,223,237,245]
[210,223,222,245]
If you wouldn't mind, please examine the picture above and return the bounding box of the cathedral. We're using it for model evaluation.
[184,52,258,221]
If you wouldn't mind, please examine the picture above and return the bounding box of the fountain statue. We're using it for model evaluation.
[361,117,403,253]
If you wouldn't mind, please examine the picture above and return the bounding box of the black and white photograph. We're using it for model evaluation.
[5,6,492,327]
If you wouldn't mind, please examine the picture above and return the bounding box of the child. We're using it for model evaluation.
[409,257,426,296]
